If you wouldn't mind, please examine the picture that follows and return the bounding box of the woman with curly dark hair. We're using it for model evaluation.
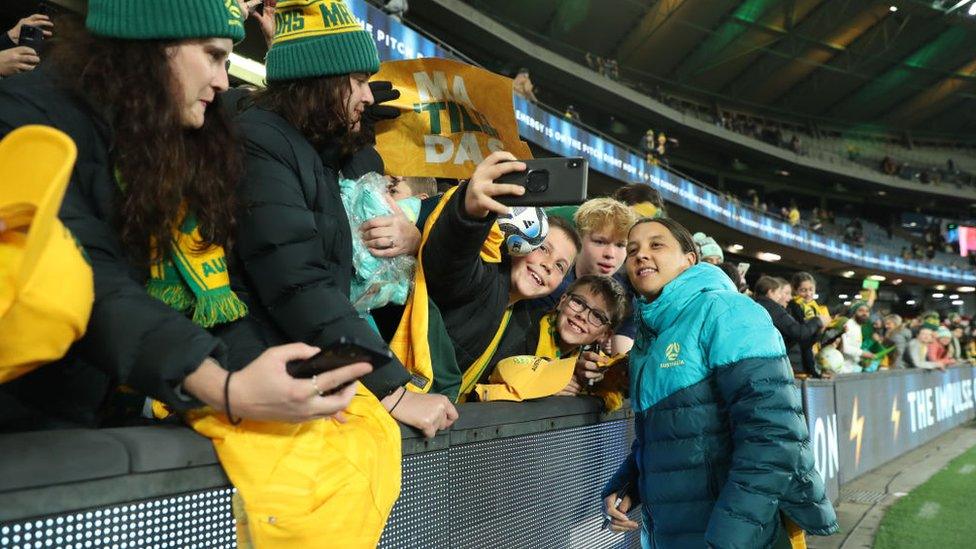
[0,1,365,432]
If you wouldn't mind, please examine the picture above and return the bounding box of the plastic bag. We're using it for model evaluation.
[339,173,416,316]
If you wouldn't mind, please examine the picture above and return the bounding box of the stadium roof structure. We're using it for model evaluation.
[460,0,976,138]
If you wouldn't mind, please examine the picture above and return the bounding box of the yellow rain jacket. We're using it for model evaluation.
[187,385,401,548]
[0,125,93,383]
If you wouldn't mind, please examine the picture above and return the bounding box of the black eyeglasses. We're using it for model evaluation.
[565,293,610,328]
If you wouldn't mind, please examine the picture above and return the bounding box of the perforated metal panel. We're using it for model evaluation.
[445,419,639,549]
[2,420,640,549]
[379,450,451,548]
[0,488,235,549]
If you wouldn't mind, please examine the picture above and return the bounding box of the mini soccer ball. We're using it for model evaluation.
[817,347,844,374]
[497,207,549,256]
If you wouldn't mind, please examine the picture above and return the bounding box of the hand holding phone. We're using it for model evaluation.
[286,336,393,379]
[495,157,589,207]
[18,25,45,56]
[463,151,527,218]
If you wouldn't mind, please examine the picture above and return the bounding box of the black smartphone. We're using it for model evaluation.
[286,337,393,379]
[19,24,45,55]
[495,157,588,207]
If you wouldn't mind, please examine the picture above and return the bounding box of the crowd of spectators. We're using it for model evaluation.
[630,84,976,189]
[718,112,805,155]
[15,1,976,545]
[714,181,976,274]
[694,228,975,378]
[523,53,976,275]
[584,52,619,80]
[1,1,842,540]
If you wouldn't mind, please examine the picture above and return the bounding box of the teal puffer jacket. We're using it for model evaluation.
[604,263,837,548]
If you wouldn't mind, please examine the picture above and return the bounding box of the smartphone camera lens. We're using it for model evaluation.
[526,170,549,193]
[568,159,581,169]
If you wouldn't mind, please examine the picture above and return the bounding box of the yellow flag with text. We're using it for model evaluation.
[374,58,532,178]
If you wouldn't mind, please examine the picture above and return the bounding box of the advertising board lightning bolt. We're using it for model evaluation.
[849,397,865,469]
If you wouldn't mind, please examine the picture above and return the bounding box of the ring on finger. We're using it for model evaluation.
[311,374,326,397]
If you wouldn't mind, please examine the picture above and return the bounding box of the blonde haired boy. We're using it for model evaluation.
[534,197,639,354]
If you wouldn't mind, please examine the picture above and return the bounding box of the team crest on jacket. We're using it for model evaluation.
[661,342,685,368]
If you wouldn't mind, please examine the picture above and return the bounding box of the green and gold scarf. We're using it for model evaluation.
[146,211,247,328]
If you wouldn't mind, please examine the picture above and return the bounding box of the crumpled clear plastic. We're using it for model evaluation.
[339,173,416,316]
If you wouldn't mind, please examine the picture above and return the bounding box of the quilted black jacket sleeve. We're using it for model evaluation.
[234,111,409,398]
[421,181,497,306]
[759,297,822,348]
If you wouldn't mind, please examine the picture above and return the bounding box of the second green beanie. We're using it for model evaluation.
[266,0,380,82]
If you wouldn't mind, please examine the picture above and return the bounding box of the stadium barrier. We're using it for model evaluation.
[0,398,641,549]
[1,366,973,548]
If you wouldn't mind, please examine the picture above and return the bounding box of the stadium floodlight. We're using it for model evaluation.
[933,293,945,298]
[906,300,917,305]
[756,252,781,262]
[839,294,849,299]
[950,294,960,299]
[892,279,903,285]
[935,284,947,290]
[889,5,898,12]
[953,300,965,305]
[728,244,744,252]
[958,286,976,292]
[868,275,886,281]
[842,271,855,278]
[843,301,852,306]
[969,2,976,15]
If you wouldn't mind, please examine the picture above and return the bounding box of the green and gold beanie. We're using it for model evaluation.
[86,0,245,42]
[266,0,380,82]
[847,299,869,316]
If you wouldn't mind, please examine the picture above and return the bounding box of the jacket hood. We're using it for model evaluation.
[637,263,736,336]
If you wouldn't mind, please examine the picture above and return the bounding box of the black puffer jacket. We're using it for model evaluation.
[757,296,823,372]
[0,68,259,430]
[787,299,822,376]
[232,106,409,399]
[420,183,516,398]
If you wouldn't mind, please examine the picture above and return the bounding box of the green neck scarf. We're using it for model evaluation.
[146,211,248,328]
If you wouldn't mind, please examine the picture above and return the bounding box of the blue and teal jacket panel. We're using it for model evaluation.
[603,263,837,548]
